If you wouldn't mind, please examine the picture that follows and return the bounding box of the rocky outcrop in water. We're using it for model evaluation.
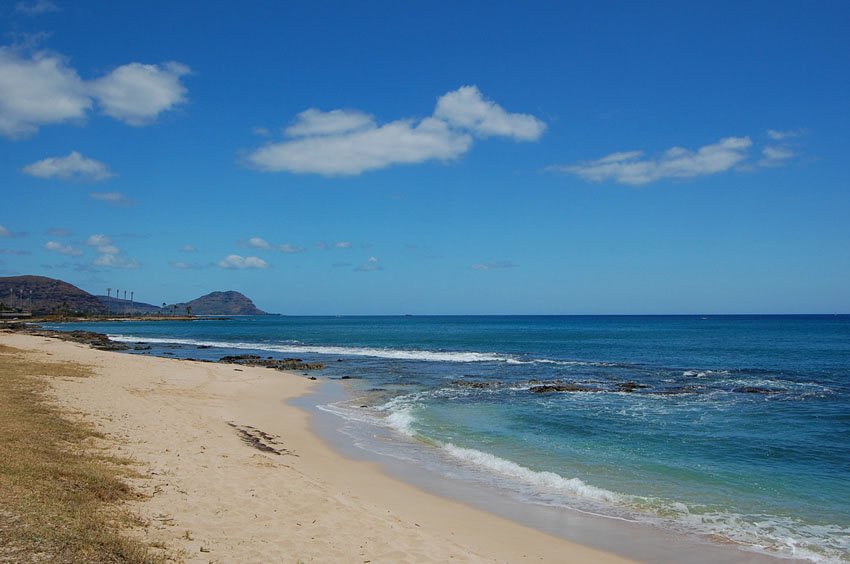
[530,383,601,393]
[217,354,324,371]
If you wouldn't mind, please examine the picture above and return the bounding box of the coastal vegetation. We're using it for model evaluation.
[0,344,166,563]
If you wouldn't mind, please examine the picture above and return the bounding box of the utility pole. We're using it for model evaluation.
[130,291,134,316]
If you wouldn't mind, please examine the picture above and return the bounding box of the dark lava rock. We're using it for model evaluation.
[340,376,351,380]
[452,380,501,389]
[218,354,324,371]
[655,387,699,395]
[530,383,600,393]
[134,345,152,350]
[617,381,649,393]
[20,328,129,351]
[733,386,781,395]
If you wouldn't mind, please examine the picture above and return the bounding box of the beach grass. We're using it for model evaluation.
[0,344,166,563]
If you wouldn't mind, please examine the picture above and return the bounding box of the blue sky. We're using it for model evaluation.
[1,1,848,314]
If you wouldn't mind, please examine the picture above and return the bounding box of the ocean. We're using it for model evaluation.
[46,315,850,562]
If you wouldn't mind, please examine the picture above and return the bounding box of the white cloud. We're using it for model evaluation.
[434,85,546,141]
[15,0,59,15]
[217,254,269,269]
[89,191,133,205]
[0,225,10,237]
[335,241,352,249]
[471,261,518,271]
[180,244,197,253]
[246,86,545,176]
[93,253,138,268]
[44,240,82,256]
[22,151,112,181]
[85,233,135,267]
[89,61,190,126]
[250,116,471,176]
[552,137,753,185]
[0,47,89,137]
[279,244,304,253]
[767,129,803,141]
[246,236,271,249]
[285,108,375,137]
[86,234,112,247]
[0,46,190,138]
[760,145,795,167]
[355,256,382,272]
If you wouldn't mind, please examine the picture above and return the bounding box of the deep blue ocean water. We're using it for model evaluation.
[47,315,850,562]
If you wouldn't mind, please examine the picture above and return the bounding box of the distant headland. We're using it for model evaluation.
[0,275,267,318]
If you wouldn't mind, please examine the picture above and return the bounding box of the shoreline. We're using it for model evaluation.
[0,331,633,562]
[302,379,796,564]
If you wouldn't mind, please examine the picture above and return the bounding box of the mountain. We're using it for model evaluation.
[175,291,267,315]
[96,295,163,315]
[0,275,106,315]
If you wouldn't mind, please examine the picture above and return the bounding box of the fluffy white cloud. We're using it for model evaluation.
[250,116,471,176]
[760,145,795,167]
[217,254,269,269]
[84,233,135,267]
[355,256,382,272]
[22,151,112,181]
[246,86,545,176]
[471,261,518,271]
[0,46,190,138]
[279,244,304,253]
[15,0,59,15]
[335,241,352,249]
[434,86,546,141]
[88,62,190,125]
[44,240,82,256]
[246,236,271,249]
[180,244,197,253]
[90,191,133,205]
[0,47,89,137]
[285,108,375,137]
[553,137,752,185]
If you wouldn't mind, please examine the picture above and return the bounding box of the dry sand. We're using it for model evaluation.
[0,332,632,563]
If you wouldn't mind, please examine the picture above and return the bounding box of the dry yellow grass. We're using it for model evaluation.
[0,344,167,563]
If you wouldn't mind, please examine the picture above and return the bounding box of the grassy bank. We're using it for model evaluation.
[0,344,166,563]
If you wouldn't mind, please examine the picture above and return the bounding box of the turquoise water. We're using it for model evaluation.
[48,315,850,561]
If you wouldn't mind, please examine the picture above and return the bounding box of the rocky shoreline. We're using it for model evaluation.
[3,324,324,373]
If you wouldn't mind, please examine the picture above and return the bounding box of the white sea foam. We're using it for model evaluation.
[385,408,417,436]
[441,443,624,504]
[107,334,513,363]
[320,396,849,563]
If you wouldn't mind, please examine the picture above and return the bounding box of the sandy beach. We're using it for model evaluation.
[0,331,633,563]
